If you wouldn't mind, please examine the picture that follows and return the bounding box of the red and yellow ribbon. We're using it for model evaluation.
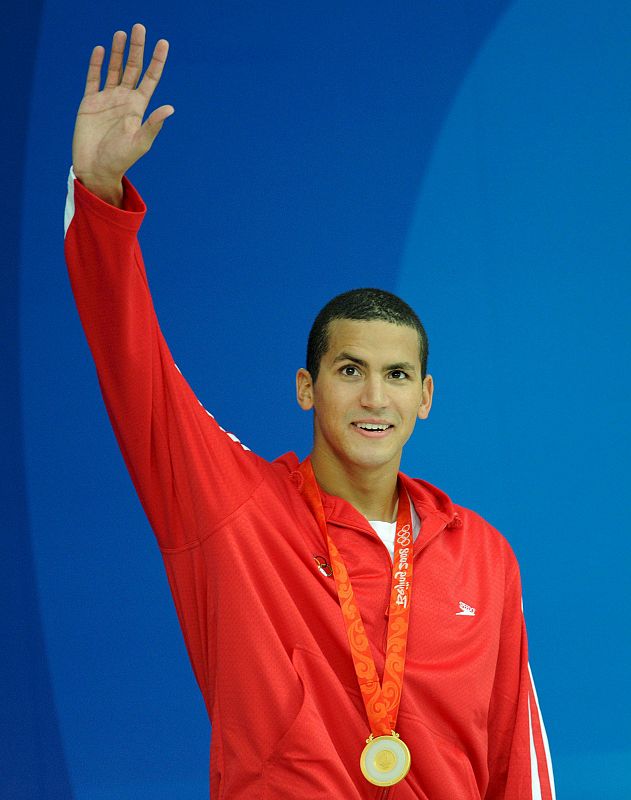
[298,458,414,738]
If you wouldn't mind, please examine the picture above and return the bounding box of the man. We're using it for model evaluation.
[64,23,555,799]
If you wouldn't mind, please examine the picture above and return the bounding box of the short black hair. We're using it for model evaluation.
[306,288,429,382]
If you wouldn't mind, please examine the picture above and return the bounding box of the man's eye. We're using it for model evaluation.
[389,370,408,380]
[341,365,360,376]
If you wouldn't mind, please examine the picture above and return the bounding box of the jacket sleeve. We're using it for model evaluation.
[63,167,265,551]
[485,560,556,800]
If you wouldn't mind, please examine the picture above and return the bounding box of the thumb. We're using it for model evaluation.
[139,104,175,149]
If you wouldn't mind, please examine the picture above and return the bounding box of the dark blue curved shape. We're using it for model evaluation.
[1,3,73,799]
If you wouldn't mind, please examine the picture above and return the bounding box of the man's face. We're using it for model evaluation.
[296,319,433,474]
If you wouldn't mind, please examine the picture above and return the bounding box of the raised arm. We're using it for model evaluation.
[65,26,265,552]
[72,23,174,205]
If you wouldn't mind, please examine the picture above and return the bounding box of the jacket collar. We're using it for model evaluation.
[289,458,462,551]
[398,472,462,530]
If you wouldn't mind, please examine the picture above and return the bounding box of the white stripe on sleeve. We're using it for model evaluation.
[64,166,76,238]
[528,663,557,800]
[528,697,543,800]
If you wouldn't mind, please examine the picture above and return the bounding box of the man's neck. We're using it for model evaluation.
[309,451,400,522]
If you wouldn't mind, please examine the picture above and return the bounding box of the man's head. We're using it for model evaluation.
[305,288,429,384]
[296,289,433,475]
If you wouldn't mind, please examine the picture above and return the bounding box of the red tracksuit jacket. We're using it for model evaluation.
[63,169,556,800]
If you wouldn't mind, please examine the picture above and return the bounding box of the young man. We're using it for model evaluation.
[64,23,555,799]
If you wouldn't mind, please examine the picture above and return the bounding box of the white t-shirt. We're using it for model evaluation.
[368,496,421,561]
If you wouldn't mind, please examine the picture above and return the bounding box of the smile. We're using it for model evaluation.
[351,422,394,438]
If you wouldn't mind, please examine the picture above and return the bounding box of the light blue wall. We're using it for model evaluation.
[398,4,631,796]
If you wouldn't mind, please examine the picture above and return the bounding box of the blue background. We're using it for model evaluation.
[5,1,630,797]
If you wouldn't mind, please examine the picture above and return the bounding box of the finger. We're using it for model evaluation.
[121,22,146,89]
[145,105,175,132]
[83,45,104,97]
[104,30,127,88]
[137,39,170,102]
[138,104,175,149]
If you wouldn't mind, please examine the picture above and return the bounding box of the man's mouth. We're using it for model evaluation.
[351,421,394,437]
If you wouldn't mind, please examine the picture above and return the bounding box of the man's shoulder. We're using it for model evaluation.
[402,473,519,564]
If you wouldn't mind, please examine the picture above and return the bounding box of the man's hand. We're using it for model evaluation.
[72,23,174,206]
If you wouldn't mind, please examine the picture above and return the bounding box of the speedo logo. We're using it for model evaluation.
[456,601,476,616]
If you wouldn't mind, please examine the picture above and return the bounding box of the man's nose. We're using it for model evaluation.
[360,375,388,408]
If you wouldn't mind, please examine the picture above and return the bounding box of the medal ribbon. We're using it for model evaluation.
[298,458,414,737]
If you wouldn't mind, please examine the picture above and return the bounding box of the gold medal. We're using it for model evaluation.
[360,731,411,787]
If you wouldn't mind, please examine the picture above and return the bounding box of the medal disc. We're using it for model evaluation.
[360,733,411,787]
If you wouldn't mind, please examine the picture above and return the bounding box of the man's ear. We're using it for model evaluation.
[296,368,315,410]
[417,374,434,420]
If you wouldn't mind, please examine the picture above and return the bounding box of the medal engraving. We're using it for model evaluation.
[375,748,396,772]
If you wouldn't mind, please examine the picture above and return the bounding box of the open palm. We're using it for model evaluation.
[72,23,173,192]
